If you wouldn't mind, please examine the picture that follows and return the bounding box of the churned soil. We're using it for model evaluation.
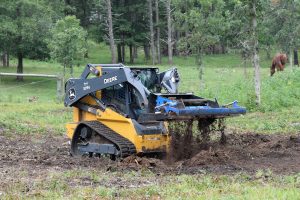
[0,130,299,184]
[179,132,300,174]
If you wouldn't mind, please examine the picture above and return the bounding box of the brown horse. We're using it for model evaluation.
[270,53,287,76]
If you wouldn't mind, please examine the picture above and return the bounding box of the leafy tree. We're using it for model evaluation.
[174,0,227,88]
[258,13,275,59]
[0,0,53,80]
[63,0,95,27]
[0,8,15,67]
[112,0,150,63]
[48,15,87,76]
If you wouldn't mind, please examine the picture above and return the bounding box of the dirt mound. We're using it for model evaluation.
[183,149,230,166]
[179,132,300,174]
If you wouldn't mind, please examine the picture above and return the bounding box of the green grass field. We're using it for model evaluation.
[3,170,300,199]
[1,43,300,134]
[1,43,300,199]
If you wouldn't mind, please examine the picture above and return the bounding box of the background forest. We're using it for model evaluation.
[0,0,300,104]
[0,0,299,68]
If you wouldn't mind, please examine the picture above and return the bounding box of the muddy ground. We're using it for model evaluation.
[0,129,300,188]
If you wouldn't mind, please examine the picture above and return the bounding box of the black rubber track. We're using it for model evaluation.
[79,121,136,157]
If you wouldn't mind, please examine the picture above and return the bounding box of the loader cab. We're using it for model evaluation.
[101,67,160,120]
[131,67,161,93]
[101,83,147,120]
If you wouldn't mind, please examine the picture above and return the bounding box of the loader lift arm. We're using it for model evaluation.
[64,64,150,108]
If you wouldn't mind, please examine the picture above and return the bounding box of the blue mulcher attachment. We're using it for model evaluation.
[153,94,246,120]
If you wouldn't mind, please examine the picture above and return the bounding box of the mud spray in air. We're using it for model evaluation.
[168,118,226,161]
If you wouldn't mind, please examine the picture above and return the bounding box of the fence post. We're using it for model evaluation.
[56,76,64,101]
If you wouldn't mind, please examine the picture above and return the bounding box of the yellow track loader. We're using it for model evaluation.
[64,64,246,158]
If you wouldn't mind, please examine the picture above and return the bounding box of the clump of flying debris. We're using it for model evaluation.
[168,118,226,161]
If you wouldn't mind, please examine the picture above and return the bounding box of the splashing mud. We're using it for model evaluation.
[168,118,226,161]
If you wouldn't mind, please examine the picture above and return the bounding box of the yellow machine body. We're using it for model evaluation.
[66,103,170,154]
[66,66,170,155]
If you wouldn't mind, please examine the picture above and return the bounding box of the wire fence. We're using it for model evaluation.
[0,73,64,100]
[0,79,55,90]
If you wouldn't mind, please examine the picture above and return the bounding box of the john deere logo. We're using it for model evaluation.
[68,88,76,100]
[104,76,118,84]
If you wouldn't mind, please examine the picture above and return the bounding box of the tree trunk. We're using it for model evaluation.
[148,0,156,65]
[198,57,204,90]
[289,49,293,68]
[253,52,261,105]
[70,65,73,77]
[155,0,161,64]
[294,49,299,66]
[144,44,150,60]
[2,52,7,67]
[166,0,173,64]
[129,45,134,64]
[121,44,125,63]
[184,31,189,59]
[2,52,9,67]
[63,64,66,77]
[133,46,138,59]
[106,0,116,64]
[266,45,271,59]
[16,4,22,80]
[1,53,4,67]
[251,1,261,105]
[82,0,88,28]
[196,48,204,91]
[6,52,9,67]
[64,0,72,15]
[117,44,122,63]
[17,52,23,81]
[221,45,226,54]
[84,50,89,58]
[173,29,179,56]
[243,58,248,78]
